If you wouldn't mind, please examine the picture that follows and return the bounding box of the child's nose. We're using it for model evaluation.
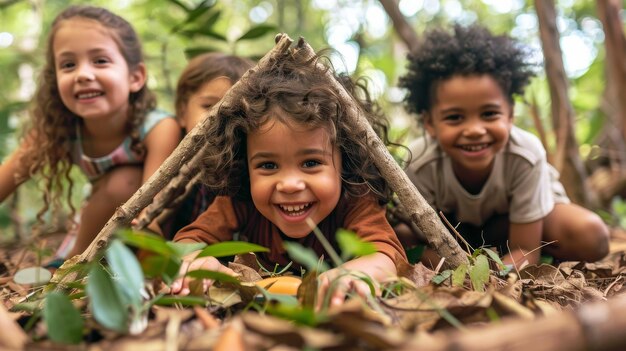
[463,121,487,137]
[74,65,95,83]
[276,174,306,193]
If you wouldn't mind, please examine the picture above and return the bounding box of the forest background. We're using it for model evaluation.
[1,0,625,240]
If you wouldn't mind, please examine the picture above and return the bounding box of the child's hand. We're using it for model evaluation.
[170,250,237,295]
[316,268,374,310]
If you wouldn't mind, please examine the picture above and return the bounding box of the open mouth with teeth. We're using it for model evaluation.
[277,202,313,217]
[458,143,492,152]
[76,91,104,99]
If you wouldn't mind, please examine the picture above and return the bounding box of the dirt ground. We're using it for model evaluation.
[2,228,626,350]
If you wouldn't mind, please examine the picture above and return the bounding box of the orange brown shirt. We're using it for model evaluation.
[174,194,408,270]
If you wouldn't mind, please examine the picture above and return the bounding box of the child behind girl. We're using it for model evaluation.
[399,24,609,268]
[159,53,255,239]
[170,49,408,308]
[0,5,180,261]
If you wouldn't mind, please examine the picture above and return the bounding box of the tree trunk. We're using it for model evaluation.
[378,0,419,53]
[597,0,626,146]
[535,0,593,207]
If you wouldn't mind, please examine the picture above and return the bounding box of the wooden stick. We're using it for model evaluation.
[134,145,206,229]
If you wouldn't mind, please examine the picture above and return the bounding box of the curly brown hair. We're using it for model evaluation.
[18,5,155,222]
[200,49,392,204]
[399,24,537,120]
[175,52,255,121]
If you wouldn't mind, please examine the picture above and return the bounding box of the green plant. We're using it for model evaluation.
[431,247,506,292]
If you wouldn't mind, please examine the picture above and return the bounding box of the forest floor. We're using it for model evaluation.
[2,227,626,350]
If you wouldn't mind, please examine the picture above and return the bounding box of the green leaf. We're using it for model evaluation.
[185,0,217,25]
[106,240,144,306]
[167,241,207,257]
[482,248,504,270]
[196,241,268,258]
[257,286,299,305]
[195,27,228,41]
[184,46,219,59]
[265,304,325,327]
[86,264,128,333]
[469,255,490,292]
[179,28,227,41]
[431,269,452,285]
[141,255,181,284]
[185,269,240,284]
[336,229,376,260]
[451,263,468,287]
[142,256,180,283]
[166,0,189,12]
[236,24,277,42]
[200,10,222,30]
[117,229,175,256]
[44,292,84,344]
[284,241,330,272]
[154,295,208,306]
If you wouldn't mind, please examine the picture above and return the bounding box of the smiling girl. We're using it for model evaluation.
[400,24,609,268]
[0,5,180,261]
[170,49,407,307]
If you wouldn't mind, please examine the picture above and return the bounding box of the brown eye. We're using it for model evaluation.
[303,160,321,168]
[258,162,278,170]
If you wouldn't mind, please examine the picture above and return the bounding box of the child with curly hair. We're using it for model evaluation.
[159,52,255,239]
[399,24,609,268]
[170,49,407,307]
[0,5,180,260]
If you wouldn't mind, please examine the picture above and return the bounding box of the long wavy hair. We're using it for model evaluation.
[18,5,156,223]
[200,48,394,205]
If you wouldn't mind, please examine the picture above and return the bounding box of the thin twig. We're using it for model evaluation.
[438,211,473,255]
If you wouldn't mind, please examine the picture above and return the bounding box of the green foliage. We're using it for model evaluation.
[44,292,84,344]
[154,295,208,306]
[432,247,504,291]
[264,303,325,327]
[86,263,129,332]
[468,254,490,292]
[610,197,626,229]
[336,229,376,261]
[196,241,269,258]
[284,241,330,272]
[106,240,145,306]
[256,286,299,305]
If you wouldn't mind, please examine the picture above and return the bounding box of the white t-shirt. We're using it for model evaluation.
[405,125,569,226]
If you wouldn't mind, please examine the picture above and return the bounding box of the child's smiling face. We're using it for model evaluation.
[53,18,145,123]
[180,77,232,132]
[247,115,342,239]
[425,74,513,183]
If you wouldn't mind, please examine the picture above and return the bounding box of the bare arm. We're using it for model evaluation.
[141,118,181,182]
[0,142,31,202]
[136,117,181,233]
[503,220,543,268]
